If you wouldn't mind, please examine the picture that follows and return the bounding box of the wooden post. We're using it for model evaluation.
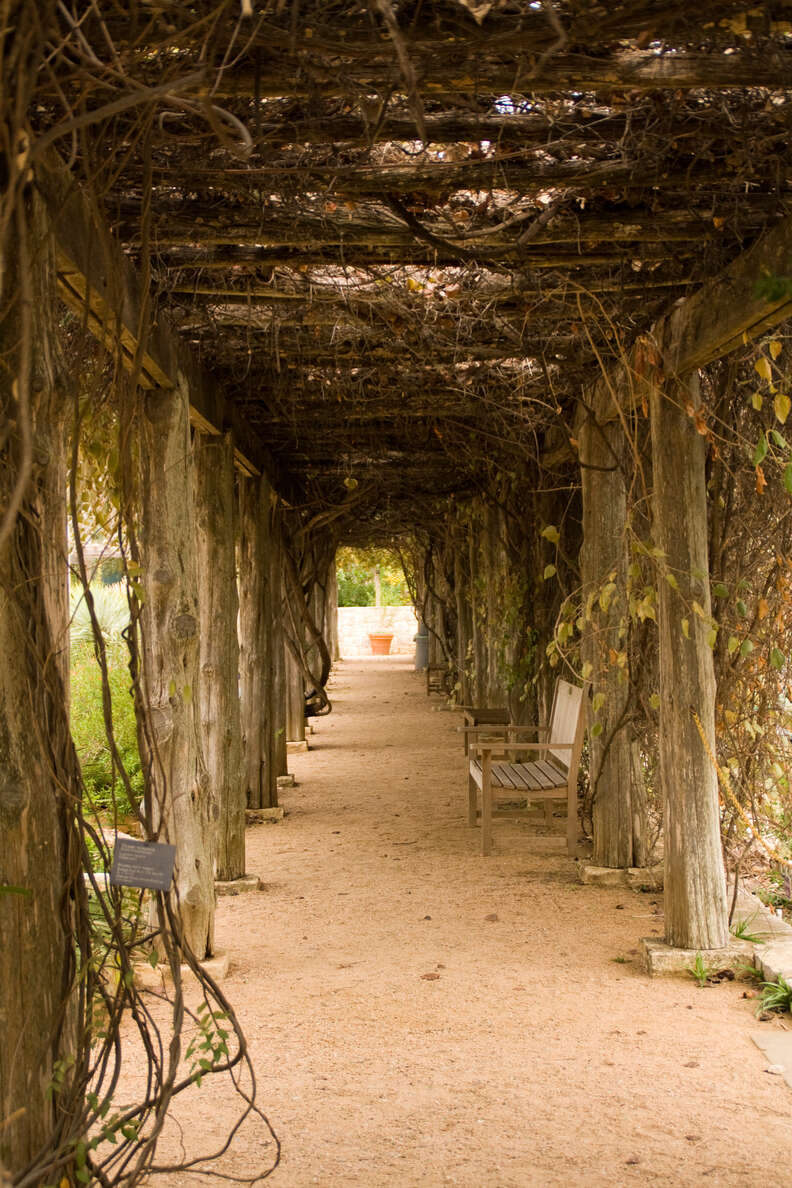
[194,431,245,881]
[285,649,306,743]
[580,413,647,868]
[650,371,728,949]
[238,473,276,808]
[469,513,487,705]
[326,555,341,663]
[0,205,79,1171]
[269,505,289,778]
[454,528,473,705]
[139,383,215,957]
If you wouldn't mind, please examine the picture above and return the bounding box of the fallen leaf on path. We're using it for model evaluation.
[421,972,441,981]
[484,913,499,922]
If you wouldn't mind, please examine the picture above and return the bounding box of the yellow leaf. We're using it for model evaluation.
[681,618,690,639]
[775,392,791,424]
[770,340,783,360]
[755,356,772,381]
[751,391,763,411]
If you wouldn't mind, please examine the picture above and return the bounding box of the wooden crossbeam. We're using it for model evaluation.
[589,212,792,424]
[211,50,792,100]
[37,155,264,478]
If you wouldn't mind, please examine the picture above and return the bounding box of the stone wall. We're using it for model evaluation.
[337,605,419,657]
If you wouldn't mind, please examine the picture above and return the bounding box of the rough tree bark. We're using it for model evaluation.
[269,506,289,778]
[194,431,245,880]
[468,512,487,704]
[0,204,80,1174]
[650,370,728,948]
[326,556,341,663]
[238,473,277,807]
[139,382,214,958]
[285,650,306,743]
[580,413,647,868]
[454,526,473,705]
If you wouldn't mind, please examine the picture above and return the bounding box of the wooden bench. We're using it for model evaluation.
[461,705,510,755]
[467,679,587,856]
[426,664,450,695]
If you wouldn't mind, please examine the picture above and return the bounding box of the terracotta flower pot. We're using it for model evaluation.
[368,632,394,655]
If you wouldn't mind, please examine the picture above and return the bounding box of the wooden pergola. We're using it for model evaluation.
[2,1,792,1178]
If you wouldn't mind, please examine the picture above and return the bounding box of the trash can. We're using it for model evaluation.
[414,627,429,670]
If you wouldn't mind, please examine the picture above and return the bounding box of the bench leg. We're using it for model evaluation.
[481,776,493,855]
[467,771,478,827]
[543,799,553,827]
[566,783,577,856]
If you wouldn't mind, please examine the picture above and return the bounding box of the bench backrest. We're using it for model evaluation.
[548,679,586,771]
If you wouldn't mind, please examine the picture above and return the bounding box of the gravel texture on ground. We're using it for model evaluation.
[143,657,792,1187]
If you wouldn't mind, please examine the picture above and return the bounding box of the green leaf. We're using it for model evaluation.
[543,564,556,581]
[771,648,785,671]
[681,618,690,639]
[665,572,679,590]
[740,639,754,658]
[712,583,729,598]
[592,692,605,713]
[784,464,792,495]
[541,525,560,544]
[753,433,769,466]
[706,627,718,650]
[771,428,789,449]
[649,692,660,710]
[591,722,603,738]
[736,599,748,618]
[581,661,593,680]
[727,635,739,655]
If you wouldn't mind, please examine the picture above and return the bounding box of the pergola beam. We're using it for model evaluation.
[37,156,265,478]
[212,50,792,100]
[590,211,792,422]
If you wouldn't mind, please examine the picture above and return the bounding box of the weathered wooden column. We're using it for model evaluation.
[580,413,647,868]
[139,382,215,957]
[0,204,80,1173]
[285,649,306,743]
[468,512,487,704]
[650,371,728,948]
[238,473,278,807]
[194,431,245,881]
[454,525,473,705]
[326,556,341,663]
[269,508,289,779]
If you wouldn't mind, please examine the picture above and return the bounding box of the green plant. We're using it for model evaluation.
[687,952,716,987]
[611,956,628,964]
[70,582,130,645]
[70,638,142,817]
[757,974,792,1015]
[730,914,766,943]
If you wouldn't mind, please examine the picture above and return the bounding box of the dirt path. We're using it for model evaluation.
[150,658,791,1187]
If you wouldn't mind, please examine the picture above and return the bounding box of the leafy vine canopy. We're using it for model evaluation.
[10,0,792,540]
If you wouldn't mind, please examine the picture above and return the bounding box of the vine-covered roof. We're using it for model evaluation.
[30,1,792,538]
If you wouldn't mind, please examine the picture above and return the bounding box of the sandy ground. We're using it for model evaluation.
[144,657,791,1187]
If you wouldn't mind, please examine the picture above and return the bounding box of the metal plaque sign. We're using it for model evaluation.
[109,838,176,892]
